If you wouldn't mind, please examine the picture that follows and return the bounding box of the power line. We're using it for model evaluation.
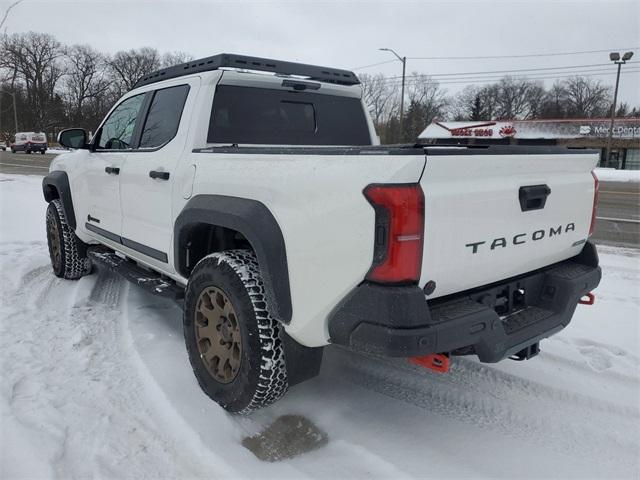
[378,68,640,87]
[353,48,640,70]
[384,62,637,80]
[435,68,640,85]
[352,59,397,70]
[407,47,640,60]
[379,65,639,84]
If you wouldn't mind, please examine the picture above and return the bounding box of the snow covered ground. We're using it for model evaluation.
[1,173,639,479]
[594,168,640,183]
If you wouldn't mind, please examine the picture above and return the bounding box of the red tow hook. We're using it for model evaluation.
[579,293,596,305]
[409,353,450,373]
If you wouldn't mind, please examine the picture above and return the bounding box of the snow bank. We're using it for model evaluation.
[594,168,640,183]
[1,173,639,479]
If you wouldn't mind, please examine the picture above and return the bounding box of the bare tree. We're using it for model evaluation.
[63,44,110,127]
[403,74,448,141]
[491,77,543,119]
[107,47,161,94]
[561,76,611,117]
[161,51,194,68]
[359,73,399,126]
[1,31,65,130]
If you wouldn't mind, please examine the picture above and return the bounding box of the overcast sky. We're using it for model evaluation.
[4,0,640,106]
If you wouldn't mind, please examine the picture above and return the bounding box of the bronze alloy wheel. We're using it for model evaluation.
[194,286,243,383]
[47,210,62,269]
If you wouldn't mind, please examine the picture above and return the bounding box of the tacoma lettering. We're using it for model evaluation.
[466,223,576,254]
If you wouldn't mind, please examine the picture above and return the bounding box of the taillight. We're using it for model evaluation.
[589,171,599,236]
[363,183,425,284]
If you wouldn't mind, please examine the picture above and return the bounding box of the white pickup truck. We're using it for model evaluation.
[43,54,601,413]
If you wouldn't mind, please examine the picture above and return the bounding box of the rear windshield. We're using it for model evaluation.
[207,85,371,145]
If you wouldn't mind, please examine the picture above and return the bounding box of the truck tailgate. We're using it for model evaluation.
[420,147,599,300]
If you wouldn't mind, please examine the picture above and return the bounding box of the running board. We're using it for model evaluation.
[88,247,184,301]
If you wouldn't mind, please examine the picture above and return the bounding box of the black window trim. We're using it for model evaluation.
[135,83,191,151]
[92,83,190,154]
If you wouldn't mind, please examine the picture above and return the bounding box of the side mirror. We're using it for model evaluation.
[58,128,88,149]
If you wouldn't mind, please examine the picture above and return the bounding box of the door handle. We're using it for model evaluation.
[104,166,120,175]
[149,170,170,180]
[519,184,551,212]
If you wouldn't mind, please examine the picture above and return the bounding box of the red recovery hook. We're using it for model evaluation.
[409,353,450,373]
[579,293,596,305]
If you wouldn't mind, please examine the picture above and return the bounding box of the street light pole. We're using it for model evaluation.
[379,48,406,138]
[605,51,633,167]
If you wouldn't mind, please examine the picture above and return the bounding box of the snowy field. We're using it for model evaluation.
[1,173,639,479]
[594,168,640,183]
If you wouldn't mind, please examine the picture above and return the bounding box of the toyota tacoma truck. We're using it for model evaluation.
[43,53,601,414]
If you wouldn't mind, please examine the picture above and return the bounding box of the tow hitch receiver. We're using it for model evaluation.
[579,292,595,305]
[409,353,450,373]
[509,342,540,361]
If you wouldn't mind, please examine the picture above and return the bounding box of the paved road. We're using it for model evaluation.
[591,180,639,248]
[0,150,56,175]
[1,150,637,247]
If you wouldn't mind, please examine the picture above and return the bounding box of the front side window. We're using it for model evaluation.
[208,85,371,145]
[139,85,190,148]
[98,94,145,150]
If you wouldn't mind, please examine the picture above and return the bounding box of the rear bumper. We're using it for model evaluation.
[328,242,601,362]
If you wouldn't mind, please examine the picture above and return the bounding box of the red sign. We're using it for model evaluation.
[450,127,494,137]
[499,125,517,138]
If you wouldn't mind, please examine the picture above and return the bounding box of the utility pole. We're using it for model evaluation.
[379,48,406,140]
[0,90,19,135]
[606,51,634,168]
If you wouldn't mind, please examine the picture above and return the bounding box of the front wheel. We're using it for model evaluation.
[46,199,91,279]
[40,150,46,155]
[183,250,288,414]
[26,150,31,154]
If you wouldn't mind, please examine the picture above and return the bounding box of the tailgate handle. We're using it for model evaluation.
[519,185,551,212]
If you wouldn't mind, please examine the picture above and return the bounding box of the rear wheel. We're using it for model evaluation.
[40,150,46,155]
[183,250,288,414]
[45,199,91,279]
[26,150,31,154]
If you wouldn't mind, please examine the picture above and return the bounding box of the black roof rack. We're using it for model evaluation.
[133,53,360,89]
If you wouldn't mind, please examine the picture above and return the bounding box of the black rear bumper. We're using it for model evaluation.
[328,242,601,362]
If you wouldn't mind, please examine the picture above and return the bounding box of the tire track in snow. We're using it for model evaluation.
[2,252,226,479]
[329,348,639,471]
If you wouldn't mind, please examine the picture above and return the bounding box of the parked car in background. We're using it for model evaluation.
[0,141,6,151]
[12,132,48,154]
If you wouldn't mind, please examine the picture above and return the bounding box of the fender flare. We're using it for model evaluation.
[42,171,77,230]
[174,195,292,323]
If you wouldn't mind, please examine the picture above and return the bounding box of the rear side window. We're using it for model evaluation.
[139,85,190,148]
[208,85,371,145]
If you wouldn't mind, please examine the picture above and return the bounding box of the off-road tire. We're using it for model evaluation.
[46,199,91,279]
[184,250,288,414]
